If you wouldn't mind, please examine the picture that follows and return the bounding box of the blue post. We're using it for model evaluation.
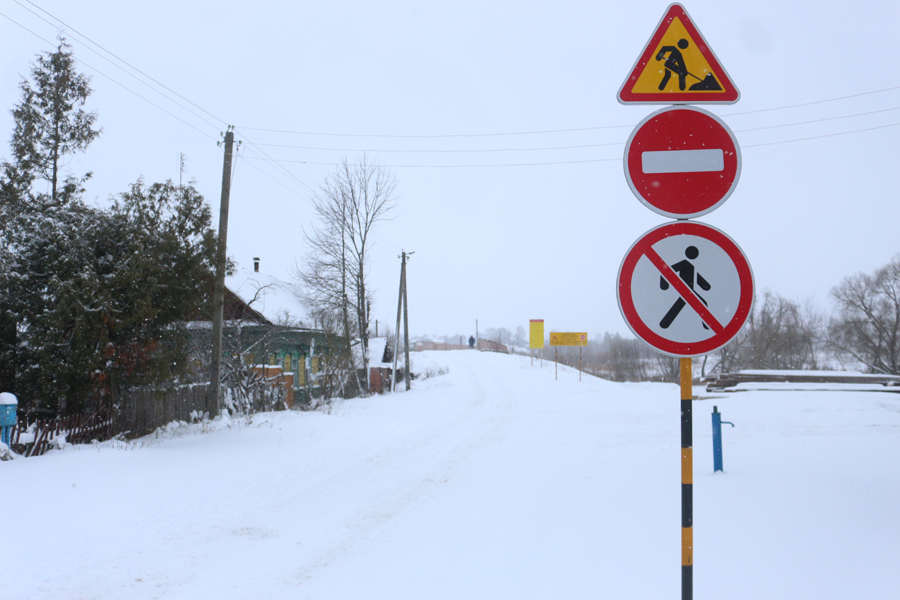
[0,392,18,448]
[712,406,723,472]
[712,406,734,473]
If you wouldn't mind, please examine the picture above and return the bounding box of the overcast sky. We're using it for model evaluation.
[1,0,898,341]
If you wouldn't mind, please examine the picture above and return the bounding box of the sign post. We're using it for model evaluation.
[549,332,589,381]
[617,5,747,599]
[680,357,693,598]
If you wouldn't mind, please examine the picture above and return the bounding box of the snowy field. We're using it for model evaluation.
[2,350,898,599]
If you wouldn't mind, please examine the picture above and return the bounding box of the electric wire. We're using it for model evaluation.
[244,120,900,168]
[236,87,900,140]
[2,3,320,202]
[3,5,899,174]
[722,86,900,117]
[13,0,228,130]
[0,10,218,142]
[742,122,900,149]
[246,106,900,155]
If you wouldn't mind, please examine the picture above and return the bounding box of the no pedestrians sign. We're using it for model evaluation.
[617,221,754,357]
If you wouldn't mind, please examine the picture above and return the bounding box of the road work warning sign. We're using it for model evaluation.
[618,3,739,104]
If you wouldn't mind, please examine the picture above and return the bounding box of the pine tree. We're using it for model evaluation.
[7,36,100,206]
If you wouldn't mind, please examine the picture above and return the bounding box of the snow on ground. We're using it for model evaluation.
[1,350,898,599]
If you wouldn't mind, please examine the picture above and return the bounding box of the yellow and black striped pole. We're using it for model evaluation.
[680,357,693,599]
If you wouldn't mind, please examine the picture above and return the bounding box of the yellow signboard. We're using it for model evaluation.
[529,320,544,349]
[618,4,738,104]
[550,332,588,347]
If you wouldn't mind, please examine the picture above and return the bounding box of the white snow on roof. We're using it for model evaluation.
[225,267,310,326]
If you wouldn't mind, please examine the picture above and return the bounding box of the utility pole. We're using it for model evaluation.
[208,128,234,419]
[402,254,411,391]
[179,152,185,187]
[391,251,413,392]
[391,252,404,392]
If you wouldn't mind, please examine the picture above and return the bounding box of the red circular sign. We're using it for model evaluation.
[617,221,753,357]
[624,106,741,219]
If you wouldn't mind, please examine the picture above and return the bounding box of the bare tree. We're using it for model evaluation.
[294,155,398,394]
[703,292,822,375]
[740,292,822,370]
[828,255,900,374]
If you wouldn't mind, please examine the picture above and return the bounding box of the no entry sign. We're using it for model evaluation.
[624,106,741,219]
[617,221,753,357]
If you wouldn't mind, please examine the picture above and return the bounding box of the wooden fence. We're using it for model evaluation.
[117,384,211,438]
[9,409,117,458]
[8,384,211,457]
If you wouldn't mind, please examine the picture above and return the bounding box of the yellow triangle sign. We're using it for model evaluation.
[618,4,739,104]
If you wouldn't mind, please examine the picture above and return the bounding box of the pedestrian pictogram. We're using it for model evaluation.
[624,105,741,219]
[659,245,711,331]
[618,3,739,105]
[617,221,753,357]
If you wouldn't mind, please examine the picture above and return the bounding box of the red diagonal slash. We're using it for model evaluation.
[644,247,725,334]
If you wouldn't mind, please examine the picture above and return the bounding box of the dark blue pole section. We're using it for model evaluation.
[712,406,723,472]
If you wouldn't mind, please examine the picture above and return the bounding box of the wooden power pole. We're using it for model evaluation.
[402,254,411,391]
[391,251,412,392]
[208,128,234,418]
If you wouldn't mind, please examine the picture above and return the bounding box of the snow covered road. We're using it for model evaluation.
[2,350,899,599]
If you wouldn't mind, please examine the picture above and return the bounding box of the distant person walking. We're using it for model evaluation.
[468,335,476,349]
[656,38,690,91]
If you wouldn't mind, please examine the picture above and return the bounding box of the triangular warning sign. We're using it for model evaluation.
[618,4,739,104]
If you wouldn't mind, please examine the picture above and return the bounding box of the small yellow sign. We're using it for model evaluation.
[550,332,588,347]
[529,320,544,349]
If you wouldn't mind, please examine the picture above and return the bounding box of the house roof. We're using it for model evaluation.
[224,267,310,327]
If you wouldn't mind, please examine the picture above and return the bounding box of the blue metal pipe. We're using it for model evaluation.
[712,406,723,472]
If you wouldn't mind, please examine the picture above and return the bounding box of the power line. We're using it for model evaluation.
[742,122,900,148]
[249,141,626,153]
[733,106,900,134]
[0,10,219,142]
[4,7,898,179]
[13,0,228,130]
[234,123,634,139]
[235,86,900,140]
[242,120,900,168]
[722,86,900,117]
[3,2,325,202]
[244,106,900,155]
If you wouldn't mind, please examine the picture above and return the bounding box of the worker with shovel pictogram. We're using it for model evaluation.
[659,245,711,329]
[656,39,723,92]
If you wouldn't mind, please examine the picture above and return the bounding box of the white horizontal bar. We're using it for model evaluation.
[642,149,724,174]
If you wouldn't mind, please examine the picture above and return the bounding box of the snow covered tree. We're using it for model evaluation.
[94,180,218,397]
[0,180,216,417]
[0,37,101,405]
[5,36,100,207]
